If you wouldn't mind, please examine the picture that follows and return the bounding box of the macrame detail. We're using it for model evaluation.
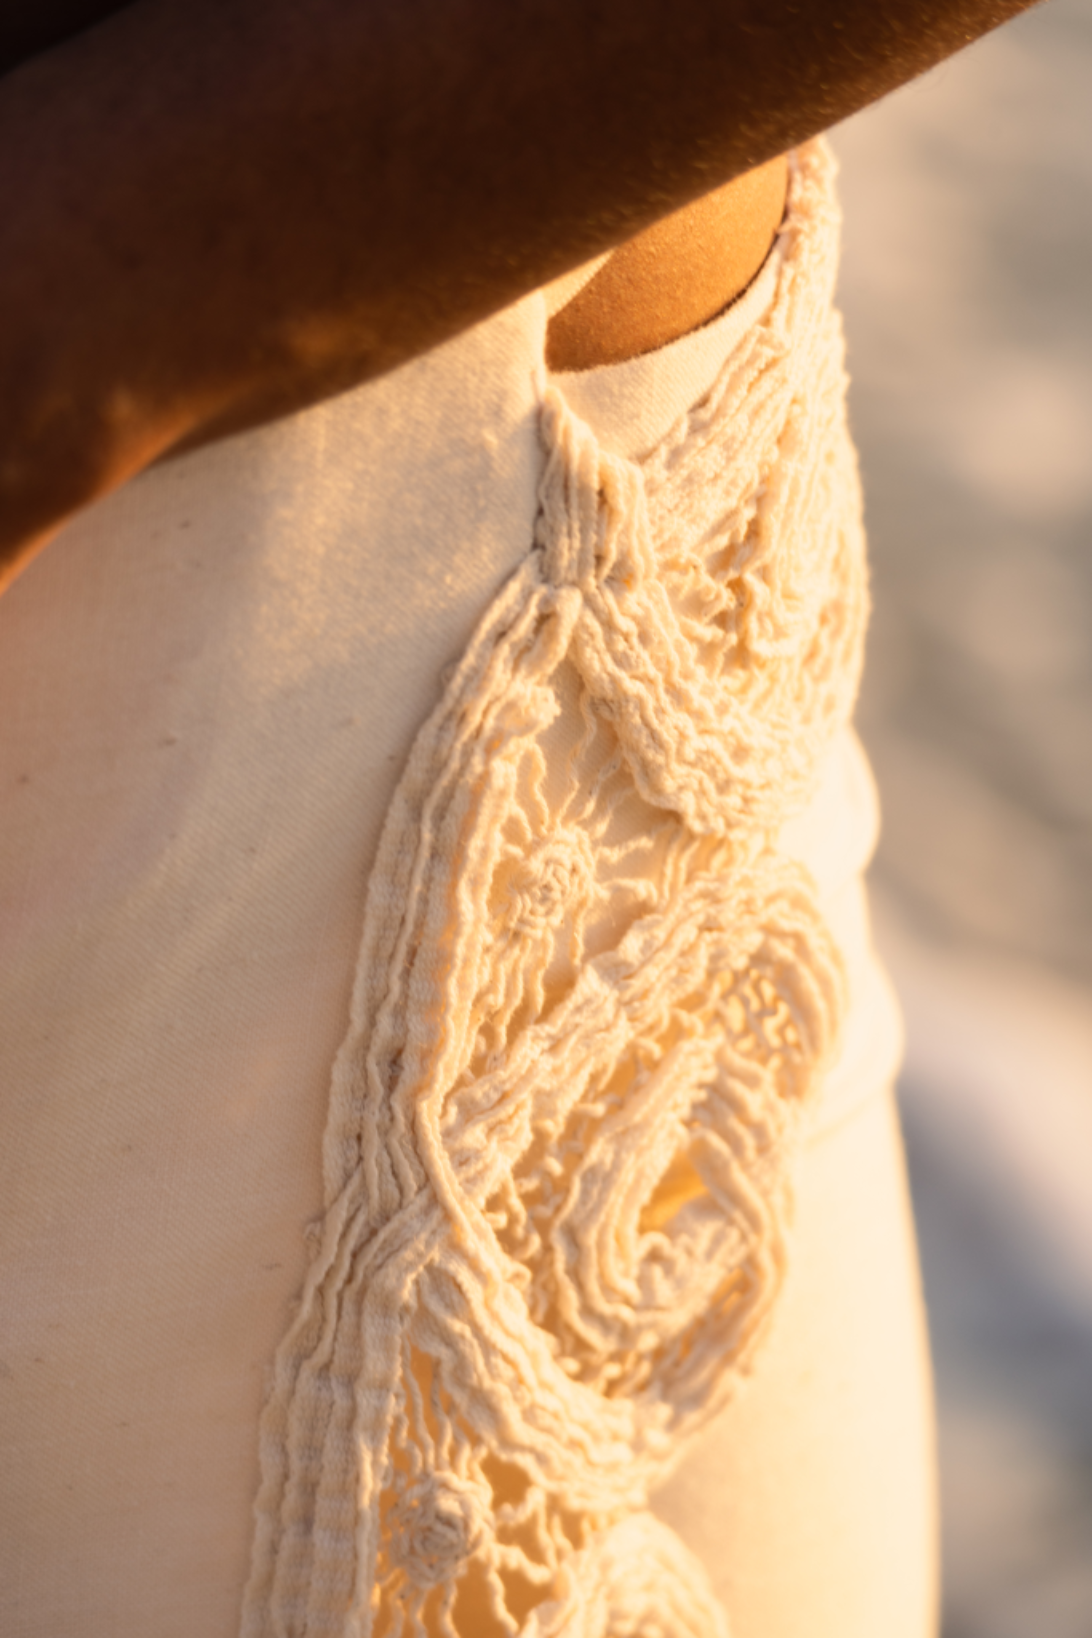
[242,140,867,1638]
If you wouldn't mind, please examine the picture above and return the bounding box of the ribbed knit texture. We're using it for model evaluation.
[241,139,868,1638]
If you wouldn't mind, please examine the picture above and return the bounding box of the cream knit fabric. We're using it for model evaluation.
[242,141,869,1638]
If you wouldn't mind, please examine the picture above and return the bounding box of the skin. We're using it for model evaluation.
[546,156,791,373]
[0,0,1040,587]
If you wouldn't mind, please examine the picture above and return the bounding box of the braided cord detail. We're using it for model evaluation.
[241,138,866,1638]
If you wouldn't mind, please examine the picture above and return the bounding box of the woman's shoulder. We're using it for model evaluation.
[545,154,788,373]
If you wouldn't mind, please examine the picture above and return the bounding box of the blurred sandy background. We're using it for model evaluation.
[833,2,1092,1632]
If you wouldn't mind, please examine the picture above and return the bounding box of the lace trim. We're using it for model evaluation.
[242,139,867,1638]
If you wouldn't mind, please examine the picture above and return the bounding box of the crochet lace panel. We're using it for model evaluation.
[242,141,867,1638]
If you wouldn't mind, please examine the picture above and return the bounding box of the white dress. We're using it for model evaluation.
[0,141,935,1638]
